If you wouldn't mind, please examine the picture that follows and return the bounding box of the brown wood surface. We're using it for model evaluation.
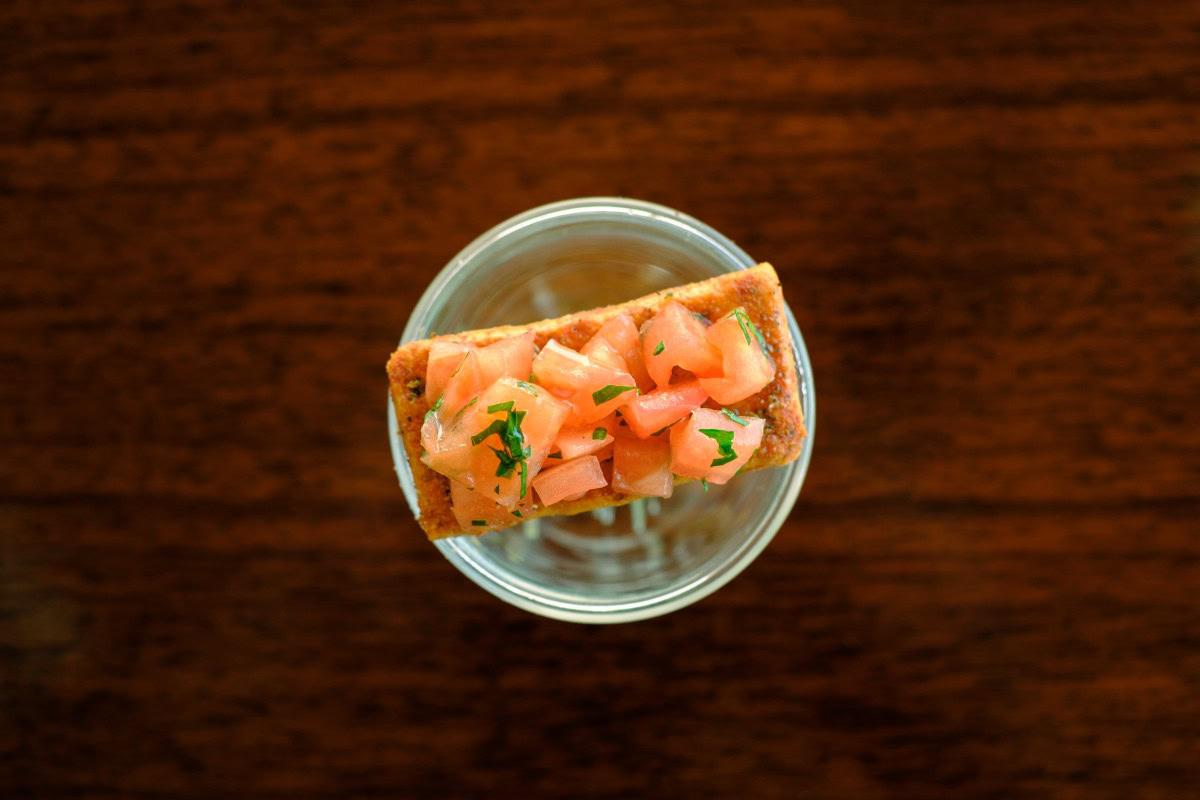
[3,2,1199,797]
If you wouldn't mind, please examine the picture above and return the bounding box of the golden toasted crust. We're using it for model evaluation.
[387,262,807,539]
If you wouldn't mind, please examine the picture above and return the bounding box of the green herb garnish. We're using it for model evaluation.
[490,446,516,477]
[750,319,767,352]
[721,408,748,427]
[728,308,768,352]
[592,384,635,405]
[653,341,665,356]
[698,427,738,466]
[454,396,478,418]
[730,308,753,345]
[701,478,709,492]
[698,428,735,448]
[516,380,539,396]
[692,311,710,324]
[504,409,527,457]
[512,509,523,518]
[471,520,487,527]
[471,419,507,445]
[424,392,446,421]
[475,406,533,498]
[592,427,607,440]
[494,486,500,494]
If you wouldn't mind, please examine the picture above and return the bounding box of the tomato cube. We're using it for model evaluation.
[619,378,709,438]
[532,455,608,507]
[612,437,673,498]
[669,407,765,484]
[697,310,776,405]
[532,340,638,425]
[641,301,723,388]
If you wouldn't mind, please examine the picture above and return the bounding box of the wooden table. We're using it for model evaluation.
[4,2,1198,797]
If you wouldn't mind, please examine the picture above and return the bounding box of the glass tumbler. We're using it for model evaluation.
[387,197,815,623]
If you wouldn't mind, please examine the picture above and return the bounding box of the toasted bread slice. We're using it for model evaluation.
[387,262,806,539]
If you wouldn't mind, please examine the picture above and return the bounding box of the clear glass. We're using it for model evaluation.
[387,198,816,623]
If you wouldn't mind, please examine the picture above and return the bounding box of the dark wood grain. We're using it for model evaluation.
[3,1,1199,797]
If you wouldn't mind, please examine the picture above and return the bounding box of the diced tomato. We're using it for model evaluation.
[552,413,616,460]
[641,301,723,388]
[594,440,614,462]
[612,437,673,498]
[532,340,638,425]
[465,378,570,508]
[588,312,653,393]
[619,378,709,438]
[669,408,765,484]
[580,336,628,373]
[531,339,591,391]
[425,340,471,407]
[419,410,475,486]
[439,349,485,417]
[449,479,533,532]
[532,455,608,507]
[477,332,535,388]
[698,310,776,404]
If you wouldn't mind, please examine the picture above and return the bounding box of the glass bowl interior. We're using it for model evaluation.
[387,198,815,622]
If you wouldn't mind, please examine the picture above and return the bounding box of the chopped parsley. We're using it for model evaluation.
[592,427,607,440]
[471,520,487,527]
[729,308,768,353]
[701,478,709,492]
[653,341,665,356]
[454,396,477,418]
[592,384,635,405]
[729,308,753,345]
[471,419,507,446]
[490,446,516,477]
[512,509,523,518]
[699,427,738,467]
[516,380,539,396]
[424,392,445,422]
[721,408,748,427]
[699,428,735,448]
[473,406,532,499]
[486,400,514,414]
[692,311,710,324]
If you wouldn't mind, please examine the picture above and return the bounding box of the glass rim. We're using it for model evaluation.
[388,197,816,623]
